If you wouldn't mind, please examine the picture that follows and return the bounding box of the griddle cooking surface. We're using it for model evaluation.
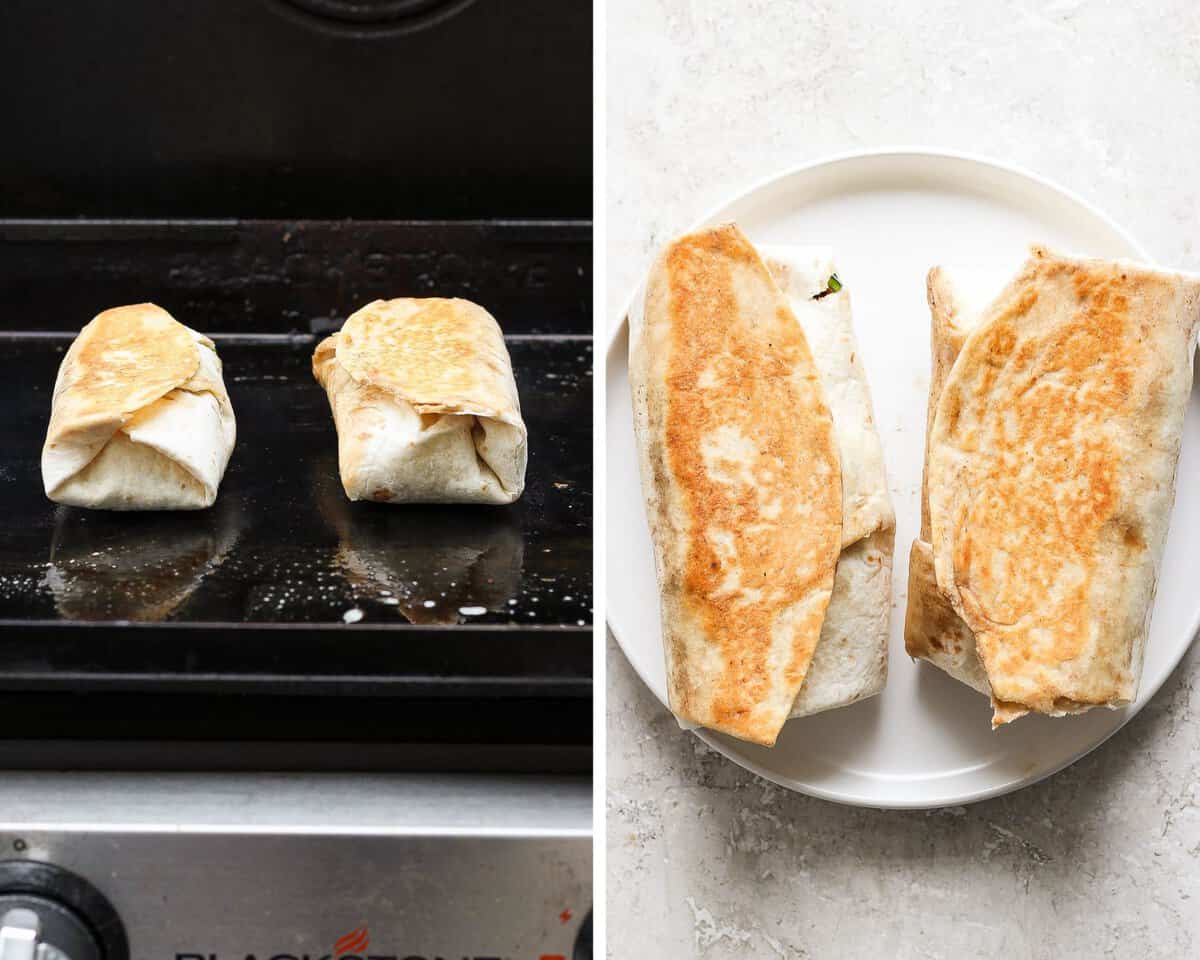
[0,336,591,629]
[0,221,592,709]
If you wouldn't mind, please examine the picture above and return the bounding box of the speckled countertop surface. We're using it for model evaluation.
[606,2,1200,957]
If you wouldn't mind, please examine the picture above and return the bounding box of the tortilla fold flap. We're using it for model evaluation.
[313,298,526,505]
[41,304,236,511]
[760,246,895,720]
[791,527,893,718]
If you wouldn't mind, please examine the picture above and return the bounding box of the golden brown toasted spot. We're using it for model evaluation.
[335,298,517,427]
[51,305,199,433]
[661,225,840,734]
[1116,518,1145,550]
[43,305,207,470]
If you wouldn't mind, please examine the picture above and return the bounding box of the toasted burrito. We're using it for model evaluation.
[313,298,526,505]
[630,223,894,746]
[42,304,236,511]
[906,246,1200,726]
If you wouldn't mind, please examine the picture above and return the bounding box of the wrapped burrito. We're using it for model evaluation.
[313,298,527,505]
[906,247,1200,726]
[630,223,894,747]
[42,304,236,511]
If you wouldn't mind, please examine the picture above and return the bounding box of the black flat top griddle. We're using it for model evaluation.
[0,220,591,758]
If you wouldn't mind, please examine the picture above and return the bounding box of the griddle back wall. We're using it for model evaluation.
[0,1,591,218]
[0,221,591,336]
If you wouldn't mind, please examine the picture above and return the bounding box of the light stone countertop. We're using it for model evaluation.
[605,2,1200,957]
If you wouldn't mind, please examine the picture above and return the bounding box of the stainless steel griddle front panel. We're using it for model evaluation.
[0,773,591,959]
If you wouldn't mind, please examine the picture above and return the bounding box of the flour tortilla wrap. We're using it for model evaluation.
[42,304,236,511]
[313,298,526,505]
[630,224,894,746]
[761,246,895,719]
[908,248,1200,725]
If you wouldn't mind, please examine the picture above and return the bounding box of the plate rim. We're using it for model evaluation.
[605,146,1200,809]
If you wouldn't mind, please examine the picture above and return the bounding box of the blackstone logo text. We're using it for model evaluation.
[176,924,518,960]
[176,954,511,960]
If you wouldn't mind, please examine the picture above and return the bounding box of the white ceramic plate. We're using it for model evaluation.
[606,149,1200,808]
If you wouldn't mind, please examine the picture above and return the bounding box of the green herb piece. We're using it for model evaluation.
[813,274,843,300]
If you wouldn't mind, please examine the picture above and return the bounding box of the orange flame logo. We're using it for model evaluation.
[333,928,369,956]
